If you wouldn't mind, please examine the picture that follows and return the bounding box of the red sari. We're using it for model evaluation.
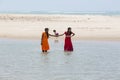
[64,32,73,51]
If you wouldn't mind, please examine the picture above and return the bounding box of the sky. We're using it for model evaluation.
[0,0,120,12]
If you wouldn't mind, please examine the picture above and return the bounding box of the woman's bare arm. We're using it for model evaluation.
[58,33,64,36]
[49,34,57,37]
[71,32,75,37]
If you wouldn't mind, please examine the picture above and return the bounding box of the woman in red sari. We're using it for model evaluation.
[60,27,75,51]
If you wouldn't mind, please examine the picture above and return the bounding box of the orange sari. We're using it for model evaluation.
[41,32,49,50]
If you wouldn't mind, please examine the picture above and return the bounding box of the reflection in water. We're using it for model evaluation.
[54,40,59,43]
[0,39,120,80]
[40,52,49,64]
[64,51,72,56]
[41,52,49,55]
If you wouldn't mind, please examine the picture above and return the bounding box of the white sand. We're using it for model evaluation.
[0,14,120,40]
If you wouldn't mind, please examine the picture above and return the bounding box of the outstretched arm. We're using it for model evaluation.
[49,33,57,37]
[58,33,64,36]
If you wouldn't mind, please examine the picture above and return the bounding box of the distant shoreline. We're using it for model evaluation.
[0,11,120,16]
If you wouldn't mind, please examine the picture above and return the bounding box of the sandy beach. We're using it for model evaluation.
[0,14,120,40]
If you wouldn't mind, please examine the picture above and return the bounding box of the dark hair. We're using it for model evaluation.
[53,30,56,32]
[45,28,49,31]
[45,28,49,38]
[68,27,71,30]
[67,27,72,35]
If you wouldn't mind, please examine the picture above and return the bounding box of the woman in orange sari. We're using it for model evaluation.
[41,28,56,52]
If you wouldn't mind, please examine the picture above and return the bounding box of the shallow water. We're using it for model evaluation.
[0,38,120,80]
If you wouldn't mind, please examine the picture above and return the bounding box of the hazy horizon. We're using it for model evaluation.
[0,0,120,13]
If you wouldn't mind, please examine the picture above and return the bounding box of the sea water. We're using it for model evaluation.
[0,38,120,80]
